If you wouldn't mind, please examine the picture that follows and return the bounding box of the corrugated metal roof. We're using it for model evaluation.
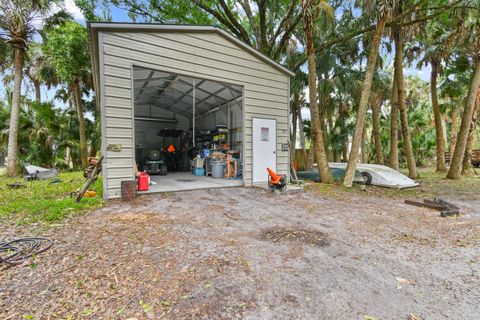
[133,66,242,117]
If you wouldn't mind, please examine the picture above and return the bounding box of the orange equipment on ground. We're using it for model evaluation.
[267,167,287,191]
[267,167,282,184]
[167,145,176,152]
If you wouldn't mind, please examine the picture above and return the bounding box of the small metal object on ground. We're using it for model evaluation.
[121,180,137,201]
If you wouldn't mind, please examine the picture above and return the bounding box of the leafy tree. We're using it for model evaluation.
[43,21,92,168]
[97,0,303,60]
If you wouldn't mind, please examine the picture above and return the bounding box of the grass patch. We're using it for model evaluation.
[306,167,480,200]
[0,171,103,225]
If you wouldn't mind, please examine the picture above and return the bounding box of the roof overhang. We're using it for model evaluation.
[87,22,295,112]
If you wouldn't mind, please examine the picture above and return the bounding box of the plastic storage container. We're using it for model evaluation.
[211,159,225,179]
[192,167,205,176]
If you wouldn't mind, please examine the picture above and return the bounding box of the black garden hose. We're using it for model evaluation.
[0,237,53,267]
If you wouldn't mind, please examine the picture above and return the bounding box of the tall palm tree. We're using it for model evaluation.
[0,0,60,176]
[462,89,480,174]
[411,15,460,172]
[448,59,480,178]
[302,0,332,183]
[393,26,417,178]
[447,9,480,179]
[343,0,393,187]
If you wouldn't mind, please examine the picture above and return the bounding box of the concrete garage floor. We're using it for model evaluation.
[2,186,480,319]
[140,171,244,193]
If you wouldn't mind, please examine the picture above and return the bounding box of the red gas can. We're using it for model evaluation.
[138,172,149,191]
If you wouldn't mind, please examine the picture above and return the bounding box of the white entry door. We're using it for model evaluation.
[252,118,276,182]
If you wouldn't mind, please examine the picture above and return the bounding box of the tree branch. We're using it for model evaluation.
[217,0,253,46]
[191,0,245,42]
[272,11,303,61]
[256,0,268,50]
[269,0,298,49]
[238,0,260,45]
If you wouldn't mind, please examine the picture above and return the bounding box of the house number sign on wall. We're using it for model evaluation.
[107,144,122,152]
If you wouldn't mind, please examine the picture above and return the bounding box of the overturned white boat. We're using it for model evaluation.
[329,163,419,189]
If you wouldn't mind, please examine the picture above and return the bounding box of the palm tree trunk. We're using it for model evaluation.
[307,143,315,170]
[450,107,458,156]
[7,47,25,177]
[303,4,332,183]
[430,58,447,172]
[361,125,367,163]
[343,18,386,187]
[319,109,332,161]
[34,79,41,103]
[342,144,348,162]
[461,91,479,175]
[291,101,298,169]
[447,59,480,179]
[73,78,88,168]
[298,109,308,170]
[394,30,417,179]
[371,97,384,164]
[389,75,399,170]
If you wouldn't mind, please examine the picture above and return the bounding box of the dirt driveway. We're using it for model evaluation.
[1,186,480,319]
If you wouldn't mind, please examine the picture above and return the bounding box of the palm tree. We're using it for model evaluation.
[462,89,480,174]
[447,9,480,179]
[393,26,417,179]
[411,15,460,172]
[0,0,60,176]
[302,0,332,183]
[447,60,480,178]
[343,0,393,187]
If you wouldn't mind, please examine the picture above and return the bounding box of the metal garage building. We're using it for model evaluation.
[88,23,293,199]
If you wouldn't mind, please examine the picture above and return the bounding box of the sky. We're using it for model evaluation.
[1,1,431,108]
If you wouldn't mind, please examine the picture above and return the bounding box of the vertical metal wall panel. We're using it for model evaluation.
[100,31,290,198]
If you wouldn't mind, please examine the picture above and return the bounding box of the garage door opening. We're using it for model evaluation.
[133,66,244,193]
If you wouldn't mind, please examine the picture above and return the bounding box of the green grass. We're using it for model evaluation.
[306,167,480,200]
[0,171,103,225]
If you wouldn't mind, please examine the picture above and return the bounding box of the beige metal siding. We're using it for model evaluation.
[101,31,289,199]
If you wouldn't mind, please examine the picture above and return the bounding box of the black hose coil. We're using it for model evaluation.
[0,237,53,266]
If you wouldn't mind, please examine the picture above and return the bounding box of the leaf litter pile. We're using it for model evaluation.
[260,227,329,247]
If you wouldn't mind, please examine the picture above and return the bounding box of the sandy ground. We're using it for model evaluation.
[1,186,480,319]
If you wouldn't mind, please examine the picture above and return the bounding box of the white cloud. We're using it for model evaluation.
[63,0,85,21]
